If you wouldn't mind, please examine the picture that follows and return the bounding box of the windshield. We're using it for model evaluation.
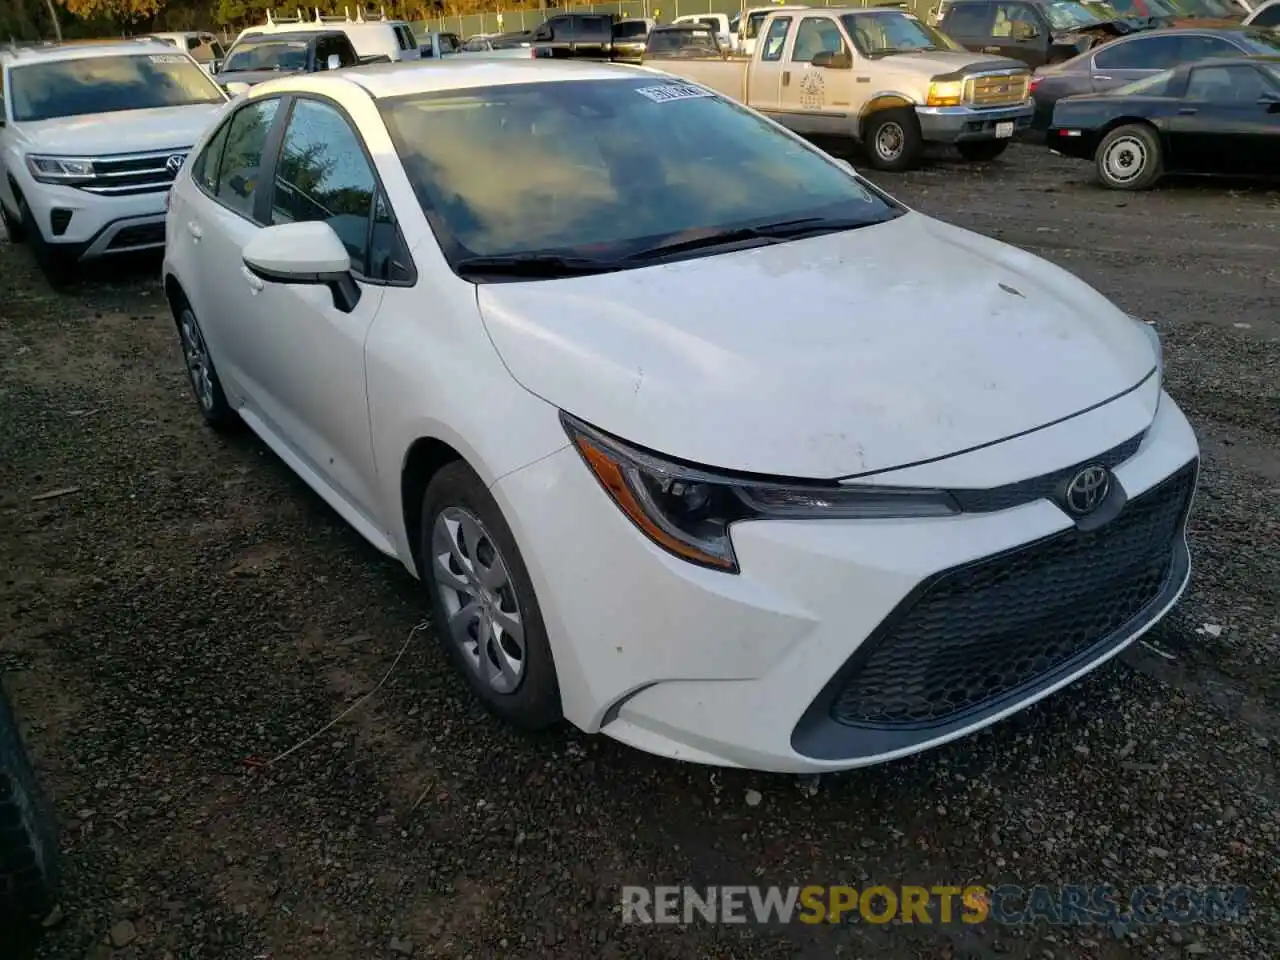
[379,78,901,270]
[842,12,963,54]
[647,29,721,54]
[9,53,225,122]
[222,39,310,72]
[1044,0,1105,28]
[1111,67,1175,94]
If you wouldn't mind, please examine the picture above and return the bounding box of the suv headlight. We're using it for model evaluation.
[563,413,960,574]
[926,79,965,107]
[26,155,96,184]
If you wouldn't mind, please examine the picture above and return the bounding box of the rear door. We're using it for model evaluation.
[747,15,796,110]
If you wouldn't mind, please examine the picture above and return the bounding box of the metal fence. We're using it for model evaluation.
[415,0,929,40]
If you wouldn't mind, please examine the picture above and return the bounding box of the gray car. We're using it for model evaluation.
[1030,26,1280,127]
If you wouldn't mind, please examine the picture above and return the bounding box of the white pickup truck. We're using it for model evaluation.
[644,7,1034,171]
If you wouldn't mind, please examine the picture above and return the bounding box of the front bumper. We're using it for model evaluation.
[18,177,170,260]
[916,101,1034,143]
[492,388,1199,773]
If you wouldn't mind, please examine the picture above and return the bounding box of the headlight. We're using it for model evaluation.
[562,413,960,574]
[26,155,96,184]
[926,79,965,107]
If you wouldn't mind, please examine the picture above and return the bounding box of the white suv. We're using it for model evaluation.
[0,41,228,283]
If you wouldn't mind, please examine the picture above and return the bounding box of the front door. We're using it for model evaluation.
[984,2,1048,67]
[777,15,852,136]
[1170,62,1280,175]
[746,15,795,111]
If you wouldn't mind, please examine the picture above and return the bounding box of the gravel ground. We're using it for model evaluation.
[1,144,1277,960]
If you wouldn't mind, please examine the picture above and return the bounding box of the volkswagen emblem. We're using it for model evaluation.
[1063,465,1111,516]
[165,153,186,175]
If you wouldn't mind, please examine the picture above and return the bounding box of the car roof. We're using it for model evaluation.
[248,58,653,101]
[236,30,345,43]
[0,39,177,65]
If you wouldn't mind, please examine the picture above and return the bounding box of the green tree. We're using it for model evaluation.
[54,0,166,20]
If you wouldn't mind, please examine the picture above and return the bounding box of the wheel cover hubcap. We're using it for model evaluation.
[179,310,214,411]
[432,507,526,694]
[876,122,905,161]
[1104,137,1146,183]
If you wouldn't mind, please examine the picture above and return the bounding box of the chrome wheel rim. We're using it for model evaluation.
[1103,136,1146,184]
[179,309,214,412]
[875,122,905,162]
[432,507,526,694]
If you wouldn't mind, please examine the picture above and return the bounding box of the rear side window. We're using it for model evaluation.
[579,16,610,39]
[941,3,994,35]
[1093,35,1183,69]
[191,120,230,193]
[213,98,280,219]
[613,21,650,40]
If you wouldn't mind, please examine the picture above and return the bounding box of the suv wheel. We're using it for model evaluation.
[1095,123,1163,191]
[0,687,59,926]
[419,462,562,730]
[0,198,25,243]
[19,197,73,288]
[862,108,924,172]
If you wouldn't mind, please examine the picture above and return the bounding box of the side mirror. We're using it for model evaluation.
[225,81,251,96]
[326,53,341,70]
[242,222,362,314]
[1012,21,1040,40]
[811,49,852,69]
[534,24,553,41]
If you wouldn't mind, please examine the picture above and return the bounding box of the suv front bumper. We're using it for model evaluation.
[18,178,170,261]
[916,101,1034,144]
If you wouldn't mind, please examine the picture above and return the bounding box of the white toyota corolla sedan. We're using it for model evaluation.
[162,60,1199,773]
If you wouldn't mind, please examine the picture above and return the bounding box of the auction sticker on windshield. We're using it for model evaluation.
[635,83,714,104]
[149,55,188,63]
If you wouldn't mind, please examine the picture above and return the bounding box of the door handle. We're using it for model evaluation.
[186,220,203,242]
[1178,107,1197,115]
[783,70,790,86]
[981,45,1001,53]
[1093,74,1112,81]
[241,265,265,292]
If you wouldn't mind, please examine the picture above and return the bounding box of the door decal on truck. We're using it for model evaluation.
[799,71,825,110]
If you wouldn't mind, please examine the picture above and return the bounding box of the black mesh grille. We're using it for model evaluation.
[830,462,1196,728]
[949,432,1144,513]
[107,223,167,250]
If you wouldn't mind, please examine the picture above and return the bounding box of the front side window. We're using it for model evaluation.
[222,39,310,73]
[8,53,225,122]
[271,99,377,275]
[1185,64,1272,102]
[214,98,281,218]
[760,17,792,61]
[843,13,961,54]
[791,17,847,63]
[379,78,902,271]
[990,3,1040,38]
[1178,35,1243,61]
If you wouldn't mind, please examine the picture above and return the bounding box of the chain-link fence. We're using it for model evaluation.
[415,0,931,41]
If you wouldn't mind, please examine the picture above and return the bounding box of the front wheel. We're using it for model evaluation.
[0,687,59,925]
[1095,123,1163,191]
[957,139,1010,162]
[20,198,73,288]
[862,108,924,172]
[419,462,562,730]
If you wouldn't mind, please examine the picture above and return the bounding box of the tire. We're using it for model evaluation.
[862,108,925,172]
[19,196,73,288]
[0,196,25,244]
[1094,123,1163,191]
[174,301,237,430]
[0,686,59,926]
[957,139,1010,162]
[419,462,562,730]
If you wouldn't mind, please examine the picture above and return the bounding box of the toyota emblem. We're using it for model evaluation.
[1064,465,1111,516]
[165,153,186,175]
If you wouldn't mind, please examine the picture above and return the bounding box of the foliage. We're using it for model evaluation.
[54,0,166,21]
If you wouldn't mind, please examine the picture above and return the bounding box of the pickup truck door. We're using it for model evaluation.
[776,14,856,135]
[981,2,1050,68]
[746,15,796,111]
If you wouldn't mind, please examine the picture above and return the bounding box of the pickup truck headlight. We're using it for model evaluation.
[26,155,96,184]
[563,413,960,573]
[925,80,965,107]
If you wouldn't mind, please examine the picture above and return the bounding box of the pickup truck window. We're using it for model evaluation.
[223,39,309,72]
[744,11,773,38]
[761,17,793,60]
[990,3,1040,37]
[793,18,848,62]
[942,4,995,34]
[8,53,225,123]
[379,78,900,266]
[842,13,961,55]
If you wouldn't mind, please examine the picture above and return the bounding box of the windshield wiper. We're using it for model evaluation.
[626,217,874,262]
[454,253,622,279]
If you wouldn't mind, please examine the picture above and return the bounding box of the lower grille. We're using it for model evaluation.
[107,223,167,250]
[81,149,189,197]
[967,72,1030,107]
[829,462,1196,729]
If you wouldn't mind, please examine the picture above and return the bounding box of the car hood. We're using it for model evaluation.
[476,213,1157,479]
[19,103,227,154]
[873,50,1026,75]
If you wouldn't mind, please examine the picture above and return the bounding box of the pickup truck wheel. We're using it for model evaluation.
[957,140,1010,162]
[863,109,924,172]
[1095,123,1163,191]
[0,686,60,926]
